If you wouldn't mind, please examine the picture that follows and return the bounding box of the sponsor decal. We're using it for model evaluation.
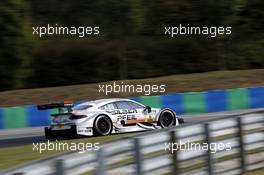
[78,129,92,133]
[112,109,137,115]
[117,114,137,121]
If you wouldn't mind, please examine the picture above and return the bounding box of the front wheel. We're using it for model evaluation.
[158,110,176,128]
[93,115,113,136]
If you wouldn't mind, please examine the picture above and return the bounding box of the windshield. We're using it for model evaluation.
[73,104,93,110]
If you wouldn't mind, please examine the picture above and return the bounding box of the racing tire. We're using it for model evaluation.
[93,115,113,136]
[45,127,53,140]
[158,109,176,128]
[64,125,77,139]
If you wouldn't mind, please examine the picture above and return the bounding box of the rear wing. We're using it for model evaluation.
[37,101,73,113]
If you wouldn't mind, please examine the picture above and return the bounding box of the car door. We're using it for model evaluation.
[128,101,156,122]
[115,101,145,124]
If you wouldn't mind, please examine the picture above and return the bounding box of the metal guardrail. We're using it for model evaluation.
[2,110,264,175]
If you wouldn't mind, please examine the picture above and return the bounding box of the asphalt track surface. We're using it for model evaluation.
[0,109,262,148]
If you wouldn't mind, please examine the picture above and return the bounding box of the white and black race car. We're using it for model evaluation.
[38,98,184,139]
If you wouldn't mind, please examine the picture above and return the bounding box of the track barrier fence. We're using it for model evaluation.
[2,109,263,175]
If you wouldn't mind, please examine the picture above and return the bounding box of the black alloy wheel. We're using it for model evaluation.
[94,115,112,136]
[158,110,175,128]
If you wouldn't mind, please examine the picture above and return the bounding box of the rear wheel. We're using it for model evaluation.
[158,110,175,128]
[45,127,53,140]
[93,115,112,136]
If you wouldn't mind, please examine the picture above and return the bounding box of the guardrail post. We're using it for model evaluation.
[55,159,65,175]
[134,138,143,175]
[204,123,214,175]
[96,148,106,175]
[170,130,179,175]
[237,117,246,173]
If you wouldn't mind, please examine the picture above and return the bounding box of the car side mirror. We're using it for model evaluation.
[144,106,151,113]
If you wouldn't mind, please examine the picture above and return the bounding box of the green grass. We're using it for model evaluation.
[163,168,264,175]
[0,133,136,170]
[245,168,264,175]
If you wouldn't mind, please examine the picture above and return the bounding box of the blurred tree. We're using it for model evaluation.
[0,0,33,90]
[1,0,263,90]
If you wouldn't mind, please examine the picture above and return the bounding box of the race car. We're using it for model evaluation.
[37,98,184,139]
